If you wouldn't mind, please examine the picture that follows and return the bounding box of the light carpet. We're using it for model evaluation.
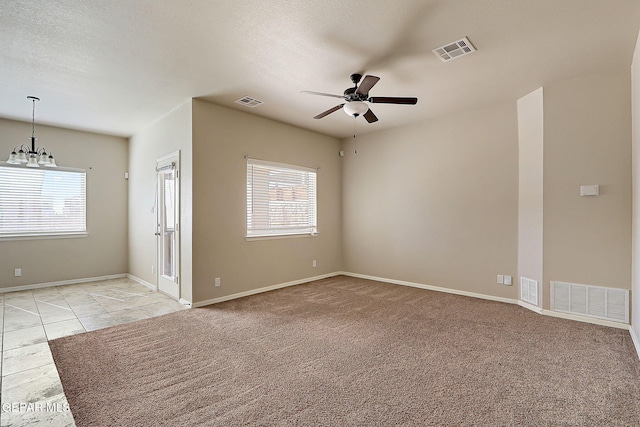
[49,275,640,426]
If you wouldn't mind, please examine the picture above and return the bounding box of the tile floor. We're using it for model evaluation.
[0,277,188,426]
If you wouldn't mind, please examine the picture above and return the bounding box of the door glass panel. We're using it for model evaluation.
[161,169,176,279]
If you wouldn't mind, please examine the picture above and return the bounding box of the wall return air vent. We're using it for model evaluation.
[520,277,539,306]
[551,281,629,324]
[432,37,476,62]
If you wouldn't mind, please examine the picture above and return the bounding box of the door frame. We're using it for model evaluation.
[156,150,181,300]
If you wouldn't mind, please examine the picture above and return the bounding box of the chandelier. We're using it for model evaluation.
[6,96,57,168]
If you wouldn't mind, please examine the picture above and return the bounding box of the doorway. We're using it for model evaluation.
[156,151,180,299]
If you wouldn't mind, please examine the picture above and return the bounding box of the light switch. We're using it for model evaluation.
[580,185,599,196]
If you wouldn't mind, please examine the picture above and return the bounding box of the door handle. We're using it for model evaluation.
[155,232,161,236]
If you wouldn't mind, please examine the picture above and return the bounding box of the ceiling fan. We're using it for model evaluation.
[302,73,418,123]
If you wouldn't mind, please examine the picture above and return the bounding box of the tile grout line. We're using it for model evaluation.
[4,303,40,317]
[35,299,74,312]
[57,288,89,338]
[73,291,117,331]
[88,293,125,302]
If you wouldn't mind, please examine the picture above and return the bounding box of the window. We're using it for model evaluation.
[246,158,317,238]
[0,163,87,238]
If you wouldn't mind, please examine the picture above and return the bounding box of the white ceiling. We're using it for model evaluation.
[1,0,640,139]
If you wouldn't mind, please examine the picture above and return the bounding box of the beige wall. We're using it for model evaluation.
[0,65,633,322]
[341,102,519,299]
[543,70,632,302]
[0,118,128,288]
[128,100,193,302]
[191,99,343,304]
[631,30,640,340]
[517,88,544,287]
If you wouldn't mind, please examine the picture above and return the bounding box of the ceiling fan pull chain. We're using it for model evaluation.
[353,116,358,155]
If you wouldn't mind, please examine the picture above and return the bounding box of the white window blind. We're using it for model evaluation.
[246,158,317,238]
[0,164,86,238]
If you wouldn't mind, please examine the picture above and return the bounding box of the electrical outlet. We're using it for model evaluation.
[497,275,504,284]
[215,277,221,287]
[14,268,21,277]
[312,260,317,268]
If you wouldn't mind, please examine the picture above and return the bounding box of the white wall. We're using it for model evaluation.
[0,118,128,288]
[128,100,193,302]
[517,88,544,288]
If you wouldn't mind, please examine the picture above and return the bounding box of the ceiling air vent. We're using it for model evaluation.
[432,37,476,62]
[235,96,263,108]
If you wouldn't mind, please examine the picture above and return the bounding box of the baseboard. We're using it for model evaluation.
[539,308,629,330]
[629,326,640,360]
[338,271,519,305]
[340,272,632,330]
[518,300,543,314]
[0,273,128,293]
[126,274,156,291]
[192,272,342,308]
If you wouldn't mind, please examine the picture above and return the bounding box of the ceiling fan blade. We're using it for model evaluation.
[363,108,378,123]
[313,104,345,119]
[356,75,380,95]
[301,90,344,99]
[368,97,418,105]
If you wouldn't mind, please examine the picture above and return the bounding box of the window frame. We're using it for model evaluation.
[246,158,318,240]
[0,162,88,241]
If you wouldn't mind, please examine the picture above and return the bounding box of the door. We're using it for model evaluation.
[156,152,180,299]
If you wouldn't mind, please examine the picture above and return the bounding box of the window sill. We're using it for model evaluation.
[0,232,89,242]
[246,233,319,242]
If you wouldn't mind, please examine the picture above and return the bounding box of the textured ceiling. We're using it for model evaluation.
[1,0,640,139]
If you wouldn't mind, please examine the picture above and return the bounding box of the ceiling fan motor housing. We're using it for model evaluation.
[343,87,369,102]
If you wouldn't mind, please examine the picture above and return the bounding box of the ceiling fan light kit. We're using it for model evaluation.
[302,73,418,124]
[343,101,369,117]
